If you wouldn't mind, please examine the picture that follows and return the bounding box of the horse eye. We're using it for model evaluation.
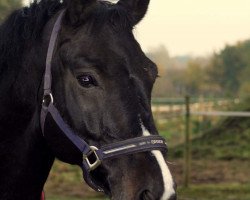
[77,74,97,88]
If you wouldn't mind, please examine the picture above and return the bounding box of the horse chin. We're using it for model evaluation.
[109,191,131,200]
[108,180,148,200]
[109,190,150,200]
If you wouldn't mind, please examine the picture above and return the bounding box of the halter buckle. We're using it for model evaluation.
[42,93,54,107]
[83,146,101,171]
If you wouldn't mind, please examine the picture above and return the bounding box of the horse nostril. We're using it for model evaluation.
[139,190,154,200]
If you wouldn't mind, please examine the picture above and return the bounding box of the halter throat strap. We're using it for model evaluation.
[40,10,168,193]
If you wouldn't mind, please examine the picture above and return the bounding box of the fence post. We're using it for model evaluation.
[184,95,191,188]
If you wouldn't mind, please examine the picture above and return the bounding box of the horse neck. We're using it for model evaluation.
[0,45,54,199]
[0,109,55,200]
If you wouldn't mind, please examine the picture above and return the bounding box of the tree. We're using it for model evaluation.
[147,45,173,97]
[184,60,206,95]
[0,0,22,22]
[207,40,250,97]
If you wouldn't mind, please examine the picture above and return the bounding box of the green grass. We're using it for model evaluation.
[170,119,250,160]
[178,183,250,200]
[166,99,250,160]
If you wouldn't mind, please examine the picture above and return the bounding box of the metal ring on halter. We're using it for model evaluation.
[42,93,54,107]
[83,146,102,171]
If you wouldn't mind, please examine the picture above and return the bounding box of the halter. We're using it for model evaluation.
[40,10,168,192]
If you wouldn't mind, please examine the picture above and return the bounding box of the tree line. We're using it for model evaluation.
[148,40,250,99]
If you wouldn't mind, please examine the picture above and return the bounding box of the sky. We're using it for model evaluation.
[136,0,250,56]
[23,0,250,57]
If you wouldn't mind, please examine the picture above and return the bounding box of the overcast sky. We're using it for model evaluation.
[23,0,250,56]
[136,0,250,56]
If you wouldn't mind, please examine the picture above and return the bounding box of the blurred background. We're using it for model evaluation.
[1,0,250,199]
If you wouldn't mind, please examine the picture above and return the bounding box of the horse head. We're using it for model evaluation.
[41,0,176,199]
[0,0,176,199]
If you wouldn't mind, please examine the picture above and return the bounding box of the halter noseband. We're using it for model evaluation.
[40,10,168,192]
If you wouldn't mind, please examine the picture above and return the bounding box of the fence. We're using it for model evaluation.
[152,96,249,188]
[152,97,240,118]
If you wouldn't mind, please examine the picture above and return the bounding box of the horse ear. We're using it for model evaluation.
[65,0,97,26]
[117,0,150,25]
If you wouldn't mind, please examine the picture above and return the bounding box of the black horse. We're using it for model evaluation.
[0,0,176,199]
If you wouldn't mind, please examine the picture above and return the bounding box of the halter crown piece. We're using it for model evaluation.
[40,10,168,192]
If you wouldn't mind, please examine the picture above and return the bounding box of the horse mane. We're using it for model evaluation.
[0,0,63,74]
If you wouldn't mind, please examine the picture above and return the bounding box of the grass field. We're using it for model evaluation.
[178,183,250,200]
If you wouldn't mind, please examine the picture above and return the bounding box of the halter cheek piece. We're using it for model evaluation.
[40,10,168,192]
